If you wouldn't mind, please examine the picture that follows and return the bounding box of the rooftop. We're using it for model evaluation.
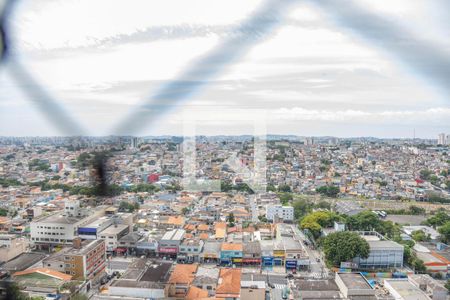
[168,263,198,284]
[65,239,105,256]
[384,279,429,300]
[32,212,85,225]
[1,253,46,272]
[367,240,404,250]
[216,268,241,297]
[221,243,243,251]
[101,224,129,235]
[13,268,72,281]
[338,273,372,290]
[161,229,185,241]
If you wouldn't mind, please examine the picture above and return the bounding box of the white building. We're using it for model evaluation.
[266,205,294,222]
[30,200,106,246]
[0,234,28,262]
[438,133,446,145]
[100,224,130,252]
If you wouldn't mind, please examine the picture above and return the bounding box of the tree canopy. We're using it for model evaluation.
[300,211,339,238]
[316,185,339,197]
[322,231,370,267]
[422,211,450,227]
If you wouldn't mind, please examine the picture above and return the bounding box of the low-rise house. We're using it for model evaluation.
[167,263,198,298]
[216,268,241,299]
[108,259,172,299]
[193,266,219,296]
[13,268,73,299]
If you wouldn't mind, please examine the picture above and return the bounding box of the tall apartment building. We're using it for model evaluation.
[43,238,106,280]
[266,205,294,222]
[438,133,446,145]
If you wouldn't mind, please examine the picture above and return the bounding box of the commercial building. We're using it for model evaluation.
[200,241,221,263]
[266,205,294,222]
[242,241,261,266]
[353,232,404,269]
[157,228,185,259]
[30,200,107,247]
[77,217,113,240]
[100,224,130,253]
[220,243,243,266]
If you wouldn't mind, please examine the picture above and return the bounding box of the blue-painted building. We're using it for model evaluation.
[220,243,243,265]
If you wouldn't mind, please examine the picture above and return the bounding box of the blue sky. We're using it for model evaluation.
[0,0,449,138]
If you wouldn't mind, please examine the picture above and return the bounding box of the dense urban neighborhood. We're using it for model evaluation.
[0,135,449,300]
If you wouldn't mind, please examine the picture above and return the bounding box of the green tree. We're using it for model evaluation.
[409,205,425,215]
[413,258,426,273]
[278,185,291,193]
[220,181,233,192]
[292,199,313,220]
[411,230,429,242]
[279,193,293,205]
[119,201,137,212]
[423,211,450,227]
[445,280,450,292]
[419,169,432,180]
[227,213,235,227]
[322,231,370,267]
[258,215,268,223]
[266,184,277,192]
[429,175,439,185]
[300,211,339,238]
[71,294,88,300]
[315,201,331,210]
[438,221,450,243]
[316,185,339,197]
[5,282,28,300]
[346,211,380,231]
[181,207,190,215]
